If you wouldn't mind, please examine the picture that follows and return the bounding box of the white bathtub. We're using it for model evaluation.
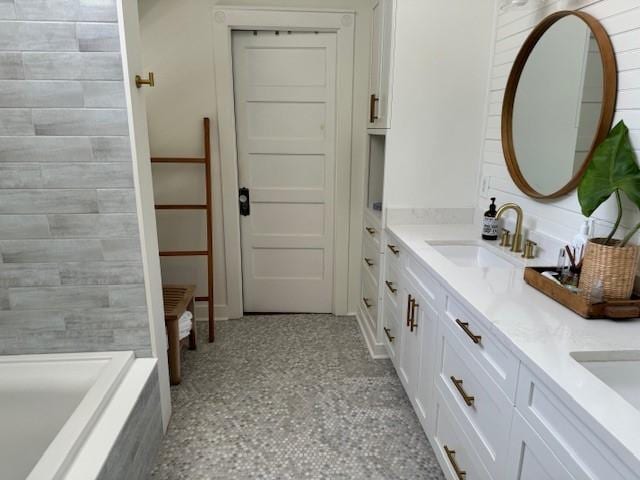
[0,351,134,480]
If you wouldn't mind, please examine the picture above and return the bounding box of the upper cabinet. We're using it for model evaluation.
[368,0,395,131]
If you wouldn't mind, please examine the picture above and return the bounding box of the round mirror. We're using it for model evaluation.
[502,11,617,199]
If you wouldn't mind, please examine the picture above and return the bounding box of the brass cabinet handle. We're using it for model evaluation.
[364,257,374,267]
[369,94,379,123]
[383,327,395,342]
[363,297,373,309]
[455,319,482,344]
[385,280,397,294]
[450,376,475,407]
[135,72,155,88]
[444,446,467,480]
[410,301,419,332]
[365,227,376,235]
[387,244,400,255]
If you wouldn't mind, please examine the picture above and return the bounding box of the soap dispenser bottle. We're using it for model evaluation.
[482,197,498,240]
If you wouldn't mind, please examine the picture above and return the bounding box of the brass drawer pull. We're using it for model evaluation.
[365,227,376,235]
[385,280,397,294]
[364,257,374,267]
[450,376,475,407]
[410,299,419,332]
[444,446,466,480]
[369,94,379,123]
[455,319,482,344]
[387,244,400,255]
[383,327,395,342]
[363,297,373,309]
[406,294,413,326]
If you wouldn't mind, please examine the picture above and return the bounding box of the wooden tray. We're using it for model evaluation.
[524,267,640,319]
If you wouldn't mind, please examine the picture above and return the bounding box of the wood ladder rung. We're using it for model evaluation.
[160,250,208,257]
[151,157,206,164]
[155,204,208,210]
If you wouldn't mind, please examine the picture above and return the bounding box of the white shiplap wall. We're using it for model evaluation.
[479,0,640,244]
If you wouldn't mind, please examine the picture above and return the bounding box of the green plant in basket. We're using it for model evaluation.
[578,120,640,246]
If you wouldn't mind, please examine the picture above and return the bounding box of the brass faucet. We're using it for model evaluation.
[496,203,523,253]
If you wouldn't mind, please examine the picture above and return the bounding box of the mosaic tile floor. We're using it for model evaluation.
[151,314,445,480]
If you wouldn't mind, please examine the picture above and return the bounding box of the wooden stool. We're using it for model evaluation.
[162,285,197,385]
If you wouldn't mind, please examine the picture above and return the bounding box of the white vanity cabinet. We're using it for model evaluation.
[368,0,395,132]
[358,209,383,354]
[379,227,640,480]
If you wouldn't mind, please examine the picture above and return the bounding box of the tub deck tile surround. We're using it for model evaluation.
[97,365,163,480]
[0,0,152,356]
[152,315,445,480]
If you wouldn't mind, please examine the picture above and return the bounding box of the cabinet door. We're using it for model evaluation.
[413,298,438,432]
[369,0,383,107]
[397,286,419,395]
[368,0,393,129]
[506,411,576,480]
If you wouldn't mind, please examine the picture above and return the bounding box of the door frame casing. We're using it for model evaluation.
[212,7,355,318]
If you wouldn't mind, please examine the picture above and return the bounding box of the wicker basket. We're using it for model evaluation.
[578,238,640,302]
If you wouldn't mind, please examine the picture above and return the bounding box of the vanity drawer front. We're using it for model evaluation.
[384,230,404,270]
[437,319,512,479]
[362,221,381,251]
[433,386,493,480]
[360,267,379,330]
[406,256,440,303]
[382,295,400,363]
[383,259,402,310]
[445,295,518,400]
[362,236,380,282]
[515,366,637,480]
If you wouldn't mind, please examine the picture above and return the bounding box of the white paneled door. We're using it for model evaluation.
[232,30,337,313]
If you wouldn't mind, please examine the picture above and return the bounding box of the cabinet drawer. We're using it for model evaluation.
[383,260,402,310]
[515,366,637,480]
[362,236,380,282]
[445,295,518,400]
[437,320,512,479]
[384,230,403,270]
[363,221,381,251]
[382,296,400,363]
[361,267,378,331]
[433,386,493,480]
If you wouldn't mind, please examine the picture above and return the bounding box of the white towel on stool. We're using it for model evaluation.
[178,311,193,340]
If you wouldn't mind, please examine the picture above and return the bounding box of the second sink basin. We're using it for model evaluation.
[427,241,521,269]
[571,351,640,412]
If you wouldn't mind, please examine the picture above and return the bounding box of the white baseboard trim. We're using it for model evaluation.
[195,302,233,322]
[356,308,388,359]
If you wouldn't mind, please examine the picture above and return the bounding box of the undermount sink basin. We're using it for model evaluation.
[571,352,640,412]
[427,241,521,269]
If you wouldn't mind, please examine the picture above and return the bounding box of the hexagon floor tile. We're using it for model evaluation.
[150,314,445,480]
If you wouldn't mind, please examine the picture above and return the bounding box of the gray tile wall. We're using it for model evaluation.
[0,0,152,356]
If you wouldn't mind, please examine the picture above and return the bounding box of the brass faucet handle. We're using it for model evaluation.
[499,229,511,247]
[522,240,537,259]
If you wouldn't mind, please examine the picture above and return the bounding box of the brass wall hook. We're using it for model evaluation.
[135,72,155,88]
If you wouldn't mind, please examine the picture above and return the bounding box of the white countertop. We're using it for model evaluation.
[387,223,640,466]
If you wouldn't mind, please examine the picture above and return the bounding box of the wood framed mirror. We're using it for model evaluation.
[502,11,617,199]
